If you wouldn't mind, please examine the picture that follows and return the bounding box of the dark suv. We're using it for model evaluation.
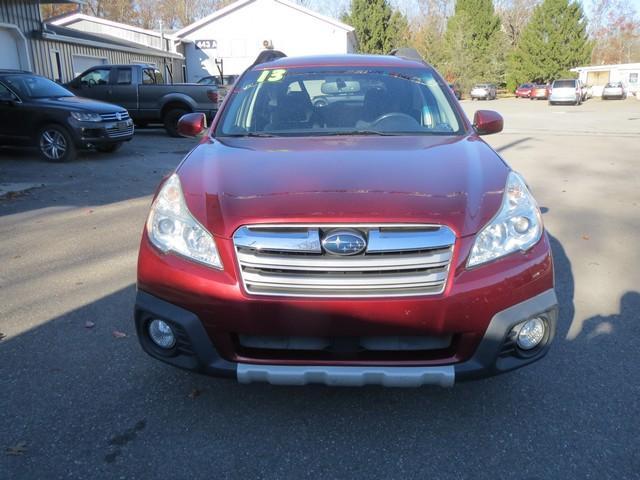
[0,70,133,162]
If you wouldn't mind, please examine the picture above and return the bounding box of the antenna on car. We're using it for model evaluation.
[389,48,426,64]
[250,50,287,68]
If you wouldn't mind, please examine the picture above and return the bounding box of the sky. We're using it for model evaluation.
[302,0,640,21]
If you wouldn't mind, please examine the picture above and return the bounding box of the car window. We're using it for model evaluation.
[80,68,110,86]
[2,74,73,99]
[198,77,216,85]
[116,68,132,85]
[216,66,463,137]
[0,82,14,97]
[143,69,163,85]
[553,80,576,88]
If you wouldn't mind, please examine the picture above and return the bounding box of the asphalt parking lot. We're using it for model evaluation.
[1,98,639,479]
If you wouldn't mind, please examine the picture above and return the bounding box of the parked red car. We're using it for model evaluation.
[135,51,557,387]
[530,84,550,100]
[515,83,534,98]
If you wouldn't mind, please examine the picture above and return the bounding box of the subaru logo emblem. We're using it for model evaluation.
[322,230,367,256]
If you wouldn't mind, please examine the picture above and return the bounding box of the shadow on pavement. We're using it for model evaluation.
[2,233,638,478]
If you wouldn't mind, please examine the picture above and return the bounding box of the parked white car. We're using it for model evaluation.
[470,83,497,100]
[602,82,627,100]
[549,79,582,105]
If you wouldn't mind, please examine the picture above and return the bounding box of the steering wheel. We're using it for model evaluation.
[88,78,97,87]
[370,112,420,130]
[313,98,328,108]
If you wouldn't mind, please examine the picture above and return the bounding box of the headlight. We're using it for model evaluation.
[146,173,223,269]
[468,172,543,267]
[70,111,102,122]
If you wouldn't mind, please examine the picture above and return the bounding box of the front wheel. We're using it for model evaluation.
[163,108,189,137]
[95,142,123,153]
[38,125,76,162]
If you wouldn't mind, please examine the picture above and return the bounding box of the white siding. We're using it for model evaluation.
[181,0,353,81]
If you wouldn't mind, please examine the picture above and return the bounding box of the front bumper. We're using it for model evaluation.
[549,94,579,103]
[134,288,558,387]
[68,118,134,146]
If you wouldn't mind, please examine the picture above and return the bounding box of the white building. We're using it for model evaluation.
[571,63,640,96]
[50,13,177,53]
[173,0,356,82]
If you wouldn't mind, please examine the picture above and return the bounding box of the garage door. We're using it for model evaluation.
[72,55,108,77]
[0,28,23,70]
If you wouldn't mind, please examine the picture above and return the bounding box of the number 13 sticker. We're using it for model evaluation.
[257,69,287,83]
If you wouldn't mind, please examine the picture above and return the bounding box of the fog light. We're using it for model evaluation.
[148,319,176,349]
[516,317,546,350]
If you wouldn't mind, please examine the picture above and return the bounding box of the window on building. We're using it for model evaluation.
[116,68,132,85]
[49,50,62,83]
[629,73,638,84]
[80,68,110,86]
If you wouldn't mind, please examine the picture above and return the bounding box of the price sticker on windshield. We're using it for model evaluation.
[257,69,287,83]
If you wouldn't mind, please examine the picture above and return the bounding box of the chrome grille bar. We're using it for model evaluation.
[233,224,455,298]
[100,111,130,122]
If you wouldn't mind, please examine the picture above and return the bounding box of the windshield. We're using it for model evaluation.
[216,66,462,137]
[553,80,576,88]
[3,75,73,99]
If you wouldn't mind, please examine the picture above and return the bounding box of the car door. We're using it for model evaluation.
[69,67,112,102]
[137,68,161,116]
[108,67,138,113]
[0,81,31,143]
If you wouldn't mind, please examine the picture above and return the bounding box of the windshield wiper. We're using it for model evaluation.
[325,130,403,136]
[223,132,275,138]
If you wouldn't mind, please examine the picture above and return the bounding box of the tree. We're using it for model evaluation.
[508,0,592,88]
[409,0,451,71]
[496,0,540,47]
[342,0,408,54]
[589,0,640,64]
[442,0,505,90]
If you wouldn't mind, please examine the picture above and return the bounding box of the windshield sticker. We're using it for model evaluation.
[257,69,287,83]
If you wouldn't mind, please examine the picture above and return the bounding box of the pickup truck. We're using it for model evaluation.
[65,64,219,137]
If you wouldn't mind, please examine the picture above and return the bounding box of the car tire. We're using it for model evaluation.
[95,142,123,154]
[37,124,76,163]
[163,108,189,137]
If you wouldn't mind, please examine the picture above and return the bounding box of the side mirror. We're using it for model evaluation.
[473,110,503,135]
[177,112,207,138]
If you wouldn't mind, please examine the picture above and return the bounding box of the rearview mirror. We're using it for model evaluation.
[473,110,503,135]
[177,112,207,138]
[321,80,360,95]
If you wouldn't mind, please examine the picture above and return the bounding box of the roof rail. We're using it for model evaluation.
[389,48,425,64]
[250,50,287,68]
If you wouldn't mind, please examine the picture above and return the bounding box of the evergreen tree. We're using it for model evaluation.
[442,0,505,91]
[343,0,408,54]
[508,0,592,88]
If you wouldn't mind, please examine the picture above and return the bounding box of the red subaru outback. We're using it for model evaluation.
[134,50,557,387]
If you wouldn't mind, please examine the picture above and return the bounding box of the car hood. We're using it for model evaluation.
[177,135,510,238]
[35,96,125,113]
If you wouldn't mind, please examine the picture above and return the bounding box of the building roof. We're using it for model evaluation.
[41,24,183,59]
[250,54,427,70]
[572,62,640,72]
[174,0,354,39]
[49,12,177,40]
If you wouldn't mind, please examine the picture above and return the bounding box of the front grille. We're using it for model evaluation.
[105,123,134,138]
[100,111,130,122]
[235,334,455,361]
[233,224,456,298]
